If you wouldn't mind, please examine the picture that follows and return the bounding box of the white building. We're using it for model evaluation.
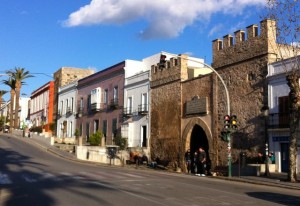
[0,97,30,129]
[57,81,77,138]
[19,97,30,128]
[267,56,300,173]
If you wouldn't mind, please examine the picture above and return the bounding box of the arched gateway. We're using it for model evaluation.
[182,117,213,173]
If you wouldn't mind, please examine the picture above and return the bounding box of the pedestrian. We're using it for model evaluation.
[185,149,191,173]
[197,147,206,176]
[193,151,198,175]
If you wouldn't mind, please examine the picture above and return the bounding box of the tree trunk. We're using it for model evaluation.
[14,82,21,129]
[286,73,300,183]
[9,89,15,133]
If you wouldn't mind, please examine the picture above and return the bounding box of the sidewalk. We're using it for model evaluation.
[6,130,300,190]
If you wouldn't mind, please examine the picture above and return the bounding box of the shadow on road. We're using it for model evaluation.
[247,192,300,205]
[0,145,114,206]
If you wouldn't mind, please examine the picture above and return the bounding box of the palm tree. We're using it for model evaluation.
[0,90,8,109]
[6,68,33,129]
[2,78,16,133]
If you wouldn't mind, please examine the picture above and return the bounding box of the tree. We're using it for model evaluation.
[2,78,16,133]
[264,0,300,182]
[6,68,33,129]
[0,90,8,109]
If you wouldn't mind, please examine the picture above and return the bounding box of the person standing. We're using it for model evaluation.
[185,149,191,173]
[197,147,206,176]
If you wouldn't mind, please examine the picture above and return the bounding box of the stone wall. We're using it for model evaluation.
[150,56,187,163]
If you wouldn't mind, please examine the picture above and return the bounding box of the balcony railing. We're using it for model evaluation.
[109,98,119,109]
[268,113,290,129]
[123,107,133,117]
[66,107,72,116]
[138,104,148,115]
[77,107,83,117]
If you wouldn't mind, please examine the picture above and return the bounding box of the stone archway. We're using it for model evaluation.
[182,118,213,173]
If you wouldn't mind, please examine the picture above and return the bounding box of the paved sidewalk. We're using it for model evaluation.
[4,130,300,190]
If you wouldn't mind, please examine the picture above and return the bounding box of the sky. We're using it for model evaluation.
[0,0,266,101]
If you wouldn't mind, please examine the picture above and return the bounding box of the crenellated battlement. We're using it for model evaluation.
[212,19,278,68]
[150,54,189,88]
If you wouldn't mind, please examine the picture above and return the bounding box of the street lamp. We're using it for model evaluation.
[261,105,270,177]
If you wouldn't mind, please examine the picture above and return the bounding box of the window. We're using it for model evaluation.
[104,89,108,104]
[279,96,289,127]
[94,120,99,133]
[113,86,118,101]
[65,99,69,114]
[112,118,117,137]
[80,98,84,108]
[87,95,91,113]
[142,93,148,111]
[102,120,107,142]
[127,97,132,113]
[79,124,83,136]
[71,97,74,113]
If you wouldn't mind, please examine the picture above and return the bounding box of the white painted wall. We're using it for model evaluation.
[268,56,300,173]
[57,81,77,138]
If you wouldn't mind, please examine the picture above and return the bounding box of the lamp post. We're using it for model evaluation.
[262,105,270,177]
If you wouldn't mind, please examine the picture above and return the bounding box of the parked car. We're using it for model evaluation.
[4,125,9,133]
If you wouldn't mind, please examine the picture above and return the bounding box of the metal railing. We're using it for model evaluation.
[268,113,290,129]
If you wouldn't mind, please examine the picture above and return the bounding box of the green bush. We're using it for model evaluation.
[29,126,43,133]
[114,134,127,150]
[89,131,102,146]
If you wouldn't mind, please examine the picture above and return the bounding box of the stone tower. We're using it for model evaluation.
[211,19,294,164]
[150,54,189,163]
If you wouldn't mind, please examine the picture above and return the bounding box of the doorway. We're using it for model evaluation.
[189,125,209,173]
[281,143,289,172]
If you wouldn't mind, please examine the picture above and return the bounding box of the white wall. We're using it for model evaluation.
[57,81,77,138]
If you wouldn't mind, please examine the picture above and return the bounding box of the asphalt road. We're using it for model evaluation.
[1,134,300,206]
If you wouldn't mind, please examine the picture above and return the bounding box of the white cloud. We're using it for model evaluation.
[208,24,224,37]
[63,0,265,39]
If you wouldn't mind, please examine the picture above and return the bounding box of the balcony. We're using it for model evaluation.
[268,113,290,129]
[138,104,148,115]
[57,110,62,119]
[66,107,73,116]
[109,98,119,109]
[77,107,83,117]
[123,107,133,117]
[91,103,100,112]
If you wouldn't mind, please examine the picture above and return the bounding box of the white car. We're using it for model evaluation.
[4,126,9,133]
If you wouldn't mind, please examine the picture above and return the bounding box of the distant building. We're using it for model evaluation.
[0,97,30,129]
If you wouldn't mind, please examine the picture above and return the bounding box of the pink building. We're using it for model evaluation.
[76,62,125,145]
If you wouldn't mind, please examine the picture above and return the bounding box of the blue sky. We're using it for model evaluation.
[0,0,266,101]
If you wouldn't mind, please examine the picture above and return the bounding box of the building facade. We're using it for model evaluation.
[29,81,54,132]
[53,67,95,125]
[267,56,300,173]
[122,53,167,151]
[76,62,126,145]
[56,81,78,138]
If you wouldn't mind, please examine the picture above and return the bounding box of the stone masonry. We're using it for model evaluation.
[150,19,296,172]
